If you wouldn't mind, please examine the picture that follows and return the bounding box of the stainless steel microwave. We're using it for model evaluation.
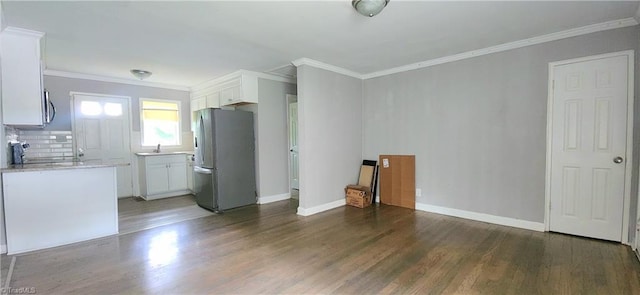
[43,89,56,124]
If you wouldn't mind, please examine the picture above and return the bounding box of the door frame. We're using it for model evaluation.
[69,91,135,196]
[544,50,634,244]
[286,94,298,196]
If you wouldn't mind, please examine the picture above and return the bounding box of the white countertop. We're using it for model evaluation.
[135,151,194,156]
[1,160,129,173]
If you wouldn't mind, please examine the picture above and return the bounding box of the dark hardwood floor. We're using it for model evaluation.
[118,195,213,235]
[3,199,640,294]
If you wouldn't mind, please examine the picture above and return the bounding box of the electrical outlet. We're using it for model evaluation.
[416,188,422,197]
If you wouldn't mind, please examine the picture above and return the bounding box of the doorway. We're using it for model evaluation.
[71,92,133,198]
[287,94,299,199]
[545,51,634,243]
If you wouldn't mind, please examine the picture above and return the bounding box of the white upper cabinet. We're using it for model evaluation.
[1,27,46,127]
[190,70,259,110]
[205,92,220,108]
[218,74,258,106]
[190,96,206,113]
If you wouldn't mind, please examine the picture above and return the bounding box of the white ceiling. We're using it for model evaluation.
[3,1,639,88]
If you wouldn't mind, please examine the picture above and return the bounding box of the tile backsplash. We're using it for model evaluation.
[8,129,74,159]
[4,128,194,160]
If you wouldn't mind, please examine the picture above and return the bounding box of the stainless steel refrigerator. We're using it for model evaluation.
[193,108,256,212]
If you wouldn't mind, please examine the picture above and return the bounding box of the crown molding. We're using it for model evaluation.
[362,17,639,79]
[288,18,637,80]
[43,69,190,91]
[292,58,363,79]
[40,17,639,92]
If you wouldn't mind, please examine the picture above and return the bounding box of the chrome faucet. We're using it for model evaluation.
[153,144,161,153]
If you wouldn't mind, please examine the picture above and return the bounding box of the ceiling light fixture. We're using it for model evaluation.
[352,0,389,17]
[130,69,152,80]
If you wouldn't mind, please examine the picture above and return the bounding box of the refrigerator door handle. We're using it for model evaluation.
[194,166,213,174]
[199,114,206,166]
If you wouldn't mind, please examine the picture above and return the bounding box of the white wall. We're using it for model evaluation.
[362,26,640,230]
[238,78,297,199]
[297,65,363,212]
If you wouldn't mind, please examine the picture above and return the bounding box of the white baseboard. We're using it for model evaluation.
[258,193,291,204]
[415,203,545,232]
[1,244,6,254]
[297,199,345,216]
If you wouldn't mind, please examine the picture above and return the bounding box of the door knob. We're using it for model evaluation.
[613,156,624,164]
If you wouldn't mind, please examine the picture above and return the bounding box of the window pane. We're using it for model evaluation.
[80,101,102,116]
[141,99,181,146]
[104,103,123,116]
[143,120,179,146]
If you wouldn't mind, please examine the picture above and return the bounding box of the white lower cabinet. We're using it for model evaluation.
[168,161,188,191]
[146,163,170,195]
[139,154,189,200]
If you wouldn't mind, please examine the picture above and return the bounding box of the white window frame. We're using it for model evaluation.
[139,98,182,147]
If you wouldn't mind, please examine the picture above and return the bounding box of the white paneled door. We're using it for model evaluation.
[72,94,132,198]
[288,97,299,190]
[549,54,629,241]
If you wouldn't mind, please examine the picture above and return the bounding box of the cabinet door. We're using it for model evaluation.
[232,86,242,101]
[197,98,207,110]
[190,99,198,113]
[206,92,220,108]
[1,30,44,126]
[168,162,188,191]
[191,97,206,112]
[221,88,234,105]
[240,74,259,104]
[146,163,170,195]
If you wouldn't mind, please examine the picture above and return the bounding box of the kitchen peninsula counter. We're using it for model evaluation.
[2,163,119,254]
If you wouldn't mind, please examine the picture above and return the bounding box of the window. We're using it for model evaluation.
[141,99,181,146]
[80,101,123,117]
[80,101,103,116]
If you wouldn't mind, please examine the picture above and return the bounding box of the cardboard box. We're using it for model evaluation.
[345,184,372,208]
[379,155,415,209]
